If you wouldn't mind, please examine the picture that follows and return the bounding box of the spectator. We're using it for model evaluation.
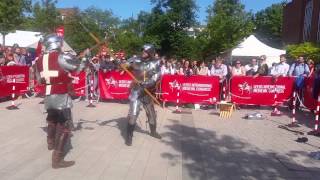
[289,56,310,109]
[179,60,193,76]
[210,57,228,82]
[231,60,245,76]
[253,55,269,78]
[288,56,310,77]
[163,60,175,75]
[191,60,198,75]
[197,61,209,76]
[313,63,320,99]
[245,58,259,76]
[0,53,5,66]
[5,53,16,66]
[13,47,26,66]
[100,54,114,72]
[208,59,216,71]
[25,48,35,67]
[175,61,182,75]
[270,54,290,77]
[307,59,315,77]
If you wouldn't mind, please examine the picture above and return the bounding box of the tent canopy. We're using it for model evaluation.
[231,35,286,66]
[0,30,74,53]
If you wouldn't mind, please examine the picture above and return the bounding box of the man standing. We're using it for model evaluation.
[36,34,84,168]
[270,54,290,77]
[125,44,161,146]
[210,57,228,82]
[210,57,228,100]
[288,56,310,109]
[288,56,310,77]
[14,47,26,66]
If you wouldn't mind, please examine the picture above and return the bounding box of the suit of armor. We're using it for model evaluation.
[36,34,83,169]
[125,44,162,146]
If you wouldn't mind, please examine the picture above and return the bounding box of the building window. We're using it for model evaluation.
[303,0,313,41]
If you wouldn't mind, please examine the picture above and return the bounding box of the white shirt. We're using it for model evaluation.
[271,62,290,76]
[244,64,258,73]
[210,64,228,77]
[163,67,175,75]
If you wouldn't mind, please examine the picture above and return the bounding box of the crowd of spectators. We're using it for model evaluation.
[0,44,35,67]
[1,42,318,102]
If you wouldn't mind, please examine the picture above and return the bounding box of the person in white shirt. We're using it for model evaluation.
[163,60,175,75]
[245,58,259,76]
[210,57,228,82]
[270,54,290,77]
[231,60,246,77]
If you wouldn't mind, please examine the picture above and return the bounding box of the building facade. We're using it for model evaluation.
[283,0,320,44]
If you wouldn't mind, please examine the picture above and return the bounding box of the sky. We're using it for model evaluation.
[56,0,284,24]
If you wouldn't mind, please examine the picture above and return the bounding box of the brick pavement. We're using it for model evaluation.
[0,98,319,180]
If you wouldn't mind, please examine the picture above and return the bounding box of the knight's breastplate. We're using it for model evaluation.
[37,51,71,95]
[131,61,155,82]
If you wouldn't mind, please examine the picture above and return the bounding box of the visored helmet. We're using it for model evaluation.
[142,44,155,57]
[43,34,63,52]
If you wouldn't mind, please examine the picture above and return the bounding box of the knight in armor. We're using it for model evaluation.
[35,34,84,168]
[125,44,162,146]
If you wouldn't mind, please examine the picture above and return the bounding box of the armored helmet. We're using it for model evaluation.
[43,34,63,52]
[142,44,155,57]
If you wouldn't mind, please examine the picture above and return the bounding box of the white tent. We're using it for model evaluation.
[0,30,74,53]
[231,35,286,66]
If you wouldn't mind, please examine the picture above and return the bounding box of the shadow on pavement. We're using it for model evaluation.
[160,119,320,180]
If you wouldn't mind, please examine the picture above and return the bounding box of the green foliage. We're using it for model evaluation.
[143,0,198,58]
[64,7,120,53]
[287,43,320,62]
[0,0,31,45]
[254,2,285,48]
[24,0,62,33]
[204,0,254,57]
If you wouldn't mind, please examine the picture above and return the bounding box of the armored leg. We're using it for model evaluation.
[51,109,75,169]
[46,109,58,151]
[126,99,141,146]
[46,121,56,150]
[142,96,161,139]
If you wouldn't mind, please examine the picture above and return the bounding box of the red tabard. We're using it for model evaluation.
[36,51,71,95]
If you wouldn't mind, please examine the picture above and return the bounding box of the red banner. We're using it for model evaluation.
[34,72,86,97]
[304,76,317,110]
[230,76,295,106]
[71,72,86,97]
[98,70,132,100]
[161,75,220,104]
[0,66,29,97]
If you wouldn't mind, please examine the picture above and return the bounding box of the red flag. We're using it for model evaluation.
[56,26,65,38]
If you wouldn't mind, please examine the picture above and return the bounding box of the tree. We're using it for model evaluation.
[0,0,31,45]
[287,43,320,63]
[64,7,120,53]
[29,0,62,33]
[204,0,254,58]
[254,2,286,48]
[145,0,198,58]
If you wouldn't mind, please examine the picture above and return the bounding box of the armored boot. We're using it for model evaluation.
[125,124,135,146]
[149,124,161,139]
[52,125,75,169]
[47,121,56,150]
